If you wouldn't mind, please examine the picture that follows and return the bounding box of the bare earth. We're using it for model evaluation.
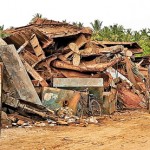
[0,110,150,150]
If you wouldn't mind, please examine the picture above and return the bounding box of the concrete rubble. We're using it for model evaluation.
[0,18,150,128]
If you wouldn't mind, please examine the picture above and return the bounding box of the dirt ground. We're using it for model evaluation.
[0,110,150,150]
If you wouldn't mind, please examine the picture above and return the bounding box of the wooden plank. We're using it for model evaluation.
[75,34,87,48]
[30,34,46,61]
[53,78,103,87]
[124,57,139,90]
[20,50,39,66]
[21,58,48,87]
[0,45,42,105]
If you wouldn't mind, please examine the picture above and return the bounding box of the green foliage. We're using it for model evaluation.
[72,22,84,27]
[91,20,150,56]
[0,25,8,38]
[29,13,47,24]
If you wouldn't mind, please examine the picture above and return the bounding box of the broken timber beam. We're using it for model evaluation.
[20,50,39,66]
[124,57,140,90]
[21,57,48,87]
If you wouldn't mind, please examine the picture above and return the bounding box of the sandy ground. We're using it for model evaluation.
[0,110,150,150]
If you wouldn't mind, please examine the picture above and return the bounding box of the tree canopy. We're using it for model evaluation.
[91,20,150,56]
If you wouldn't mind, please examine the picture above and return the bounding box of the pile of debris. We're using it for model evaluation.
[0,18,149,128]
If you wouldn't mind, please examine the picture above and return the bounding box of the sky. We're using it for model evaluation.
[0,0,150,31]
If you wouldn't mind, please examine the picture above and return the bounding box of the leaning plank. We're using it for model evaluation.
[75,34,88,48]
[20,50,39,66]
[124,57,137,87]
[21,58,48,87]
[0,45,42,105]
[30,34,46,61]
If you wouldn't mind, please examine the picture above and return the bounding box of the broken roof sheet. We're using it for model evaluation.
[4,18,92,40]
[92,41,143,54]
[4,18,92,49]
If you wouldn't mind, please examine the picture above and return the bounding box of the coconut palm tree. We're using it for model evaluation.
[30,13,43,24]
[90,20,103,32]
[72,22,84,27]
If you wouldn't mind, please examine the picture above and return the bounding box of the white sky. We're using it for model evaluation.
[0,0,150,30]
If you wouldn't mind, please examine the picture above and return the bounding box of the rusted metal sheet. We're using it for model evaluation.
[0,45,42,105]
[42,87,88,113]
[92,41,143,54]
[4,27,53,50]
[80,45,124,57]
[30,34,46,61]
[4,18,91,51]
[52,56,121,72]
[117,82,146,108]
[58,69,92,78]
[53,78,103,87]
[31,18,92,38]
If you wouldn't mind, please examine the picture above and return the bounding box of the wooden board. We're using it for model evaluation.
[30,34,45,61]
[0,45,42,105]
[53,78,103,87]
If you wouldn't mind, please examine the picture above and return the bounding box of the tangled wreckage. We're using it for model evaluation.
[1,18,150,127]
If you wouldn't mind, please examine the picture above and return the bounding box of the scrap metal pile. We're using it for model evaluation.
[0,18,149,127]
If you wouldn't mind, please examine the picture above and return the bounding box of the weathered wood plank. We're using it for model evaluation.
[53,78,103,87]
[30,34,46,61]
[0,45,42,105]
[21,58,48,87]
[19,50,39,66]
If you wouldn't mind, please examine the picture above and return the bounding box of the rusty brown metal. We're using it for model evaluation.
[80,45,124,57]
[52,56,122,72]
[4,27,53,50]
[58,69,92,78]
[117,82,145,108]
[4,18,91,52]
[68,92,81,113]
[92,41,143,54]
[0,18,147,116]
